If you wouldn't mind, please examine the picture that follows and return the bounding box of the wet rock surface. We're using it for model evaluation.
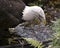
[11,24,54,42]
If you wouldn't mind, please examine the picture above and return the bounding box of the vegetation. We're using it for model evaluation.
[48,19,60,48]
[24,38,43,48]
[0,0,60,48]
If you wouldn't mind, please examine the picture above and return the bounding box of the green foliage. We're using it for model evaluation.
[28,0,43,7]
[24,38,43,48]
[49,19,60,48]
[52,19,60,37]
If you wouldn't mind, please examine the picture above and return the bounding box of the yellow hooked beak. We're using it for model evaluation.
[42,19,46,25]
[37,15,46,25]
[33,17,46,25]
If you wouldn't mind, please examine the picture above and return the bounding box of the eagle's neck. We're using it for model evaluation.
[22,6,31,21]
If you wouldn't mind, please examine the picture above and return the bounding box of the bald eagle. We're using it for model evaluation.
[0,0,46,45]
[0,0,46,29]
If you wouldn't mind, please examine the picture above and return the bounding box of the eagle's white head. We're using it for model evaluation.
[22,6,46,25]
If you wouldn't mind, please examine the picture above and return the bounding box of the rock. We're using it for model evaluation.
[10,24,54,42]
